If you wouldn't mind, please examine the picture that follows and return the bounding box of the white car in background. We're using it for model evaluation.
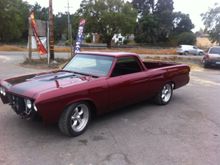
[177,45,204,55]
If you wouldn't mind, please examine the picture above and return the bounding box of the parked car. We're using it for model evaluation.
[0,52,190,137]
[202,46,220,68]
[176,45,204,55]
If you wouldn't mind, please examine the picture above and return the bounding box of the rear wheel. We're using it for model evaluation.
[154,83,173,105]
[198,52,204,56]
[184,51,189,55]
[59,102,91,137]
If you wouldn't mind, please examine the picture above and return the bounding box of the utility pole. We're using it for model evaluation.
[49,0,55,61]
[67,0,73,57]
[28,15,32,61]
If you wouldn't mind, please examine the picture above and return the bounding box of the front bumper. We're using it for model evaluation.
[0,90,37,119]
[205,60,220,66]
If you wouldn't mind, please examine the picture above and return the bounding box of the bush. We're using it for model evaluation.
[123,39,129,45]
[85,36,92,43]
[65,40,71,46]
[176,32,196,45]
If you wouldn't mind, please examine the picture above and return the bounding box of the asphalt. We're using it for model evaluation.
[0,51,220,165]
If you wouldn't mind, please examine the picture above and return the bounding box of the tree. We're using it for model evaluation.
[54,12,68,41]
[133,0,195,44]
[134,14,159,43]
[176,32,196,45]
[133,0,174,43]
[0,0,29,42]
[154,0,174,41]
[173,12,194,34]
[75,0,137,48]
[201,3,220,45]
[32,3,48,21]
[132,0,155,15]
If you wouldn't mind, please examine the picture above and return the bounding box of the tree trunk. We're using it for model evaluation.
[107,41,112,48]
[106,36,112,48]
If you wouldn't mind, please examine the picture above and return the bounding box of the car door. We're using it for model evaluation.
[192,46,198,55]
[106,57,151,110]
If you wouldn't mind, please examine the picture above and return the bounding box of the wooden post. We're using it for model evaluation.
[49,0,55,61]
[28,16,32,61]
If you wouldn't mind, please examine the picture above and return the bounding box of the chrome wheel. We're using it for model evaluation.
[70,104,89,132]
[154,83,173,105]
[59,102,91,137]
[161,84,172,103]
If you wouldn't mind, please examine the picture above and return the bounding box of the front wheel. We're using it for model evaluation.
[202,59,209,68]
[154,83,173,105]
[59,102,91,137]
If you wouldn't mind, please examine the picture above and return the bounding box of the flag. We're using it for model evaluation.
[30,12,47,55]
[74,19,86,54]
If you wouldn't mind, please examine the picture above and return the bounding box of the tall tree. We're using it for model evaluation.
[32,3,48,21]
[154,0,174,41]
[173,12,194,34]
[54,12,68,41]
[132,0,155,15]
[0,0,29,42]
[75,0,137,47]
[134,14,159,43]
[201,3,220,45]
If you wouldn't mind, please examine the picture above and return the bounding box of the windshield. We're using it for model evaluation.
[63,54,114,76]
[209,47,220,55]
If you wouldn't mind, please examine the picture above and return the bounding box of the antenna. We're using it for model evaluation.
[66,0,73,57]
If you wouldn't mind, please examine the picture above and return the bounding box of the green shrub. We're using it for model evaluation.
[176,32,196,45]
[85,36,92,43]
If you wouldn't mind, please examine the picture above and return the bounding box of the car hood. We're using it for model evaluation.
[2,70,95,98]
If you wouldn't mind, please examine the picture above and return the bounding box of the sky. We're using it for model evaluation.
[24,0,219,32]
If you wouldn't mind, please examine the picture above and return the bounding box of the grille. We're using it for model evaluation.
[8,94,26,115]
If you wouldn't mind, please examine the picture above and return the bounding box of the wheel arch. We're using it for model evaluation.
[64,98,98,118]
[164,80,175,89]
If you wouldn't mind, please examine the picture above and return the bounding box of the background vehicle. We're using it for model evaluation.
[177,45,204,55]
[0,52,190,137]
[202,46,220,68]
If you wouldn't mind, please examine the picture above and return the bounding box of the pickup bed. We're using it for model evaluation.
[0,52,190,137]
[143,61,176,69]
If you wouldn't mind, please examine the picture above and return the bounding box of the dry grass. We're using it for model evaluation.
[81,48,176,55]
[196,37,218,49]
[0,45,27,51]
[0,44,176,55]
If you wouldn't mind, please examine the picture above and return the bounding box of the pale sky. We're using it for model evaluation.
[24,0,219,32]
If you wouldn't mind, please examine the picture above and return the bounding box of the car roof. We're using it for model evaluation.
[78,51,138,58]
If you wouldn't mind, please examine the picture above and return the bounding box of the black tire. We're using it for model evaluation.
[154,83,173,105]
[58,102,91,137]
[184,51,189,55]
[198,52,203,56]
[202,60,209,68]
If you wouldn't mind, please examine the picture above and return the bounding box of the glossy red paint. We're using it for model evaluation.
[0,52,190,124]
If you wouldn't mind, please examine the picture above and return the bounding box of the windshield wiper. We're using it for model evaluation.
[62,70,98,78]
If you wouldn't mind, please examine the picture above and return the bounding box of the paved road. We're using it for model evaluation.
[0,52,220,165]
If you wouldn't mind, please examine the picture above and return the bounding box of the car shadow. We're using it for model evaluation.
[12,100,159,139]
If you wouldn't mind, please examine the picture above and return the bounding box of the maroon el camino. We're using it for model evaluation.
[0,52,190,136]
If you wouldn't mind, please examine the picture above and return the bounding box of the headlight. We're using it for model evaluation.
[0,87,3,94]
[26,99,32,109]
[0,87,6,96]
[33,104,38,112]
